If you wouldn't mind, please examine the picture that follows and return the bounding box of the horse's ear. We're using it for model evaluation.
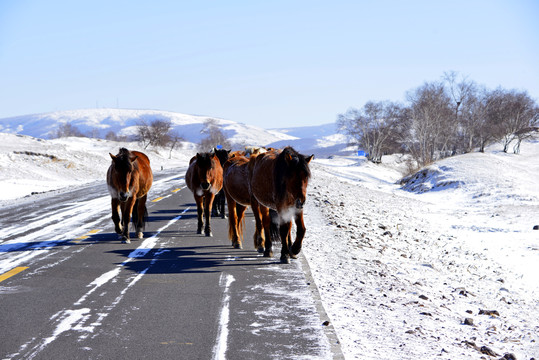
[109,153,116,160]
[285,152,293,163]
[306,154,314,163]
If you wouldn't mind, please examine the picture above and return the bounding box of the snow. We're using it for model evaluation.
[303,141,539,359]
[0,108,296,147]
[1,121,538,359]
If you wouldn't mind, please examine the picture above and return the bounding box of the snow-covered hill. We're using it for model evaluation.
[268,122,351,158]
[0,109,298,148]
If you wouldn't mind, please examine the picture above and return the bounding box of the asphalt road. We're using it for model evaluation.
[0,168,342,359]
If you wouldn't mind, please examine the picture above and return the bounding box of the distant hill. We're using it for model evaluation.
[268,122,351,158]
[0,108,353,157]
[0,109,297,148]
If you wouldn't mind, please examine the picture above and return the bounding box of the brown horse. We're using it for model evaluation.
[107,148,153,243]
[185,152,223,236]
[250,146,313,263]
[211,148,231,219]
[222,153,264,250]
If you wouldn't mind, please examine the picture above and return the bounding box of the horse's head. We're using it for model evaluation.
[196,152,220,191]
[276,147,314,210]
[213,148,231,166]
[109,148,138,202]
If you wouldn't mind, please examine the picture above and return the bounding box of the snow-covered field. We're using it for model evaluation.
[304,143,539,359]
[0,132,538,359]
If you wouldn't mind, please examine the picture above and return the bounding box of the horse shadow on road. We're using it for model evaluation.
[107,244,277,275]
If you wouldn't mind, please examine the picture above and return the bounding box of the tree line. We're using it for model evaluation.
[337,71,539,166]
[52,118,230,156]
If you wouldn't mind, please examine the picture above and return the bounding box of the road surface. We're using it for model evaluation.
[0,168,342,359]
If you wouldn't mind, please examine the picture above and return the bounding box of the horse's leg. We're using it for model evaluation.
[226,196,239,246]
[234,204,247,249]
[195,194,204,234]
[279,220,293,264]
[204,192,216,236]
[260,206,274,258]
[290,211,306,256]
[220,193,226,219]
[211,192,219,217]
[121,197,136,243]
[135,195,148,239]
[250,199,267,254]
[111,198,122,234]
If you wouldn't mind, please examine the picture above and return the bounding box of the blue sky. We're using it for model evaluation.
[0,0,538,128]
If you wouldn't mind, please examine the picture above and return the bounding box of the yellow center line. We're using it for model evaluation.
[152,196,165,202]
[171,188,182,193]
[0,267,29,283]
[74,229,101,242]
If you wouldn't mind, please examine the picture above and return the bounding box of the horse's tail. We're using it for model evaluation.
[227,204,245,242]
[269,209,280,243]
[227,211,235,241]
[238,215,245,242]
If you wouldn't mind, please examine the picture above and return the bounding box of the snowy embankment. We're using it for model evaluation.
[0,133,194,201]
[304,142,539,359]
[0,132,538,359]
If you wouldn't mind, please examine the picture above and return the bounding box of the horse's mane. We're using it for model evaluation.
[196,152,214,168]
[114,148,137,172]
[274,146,311,201]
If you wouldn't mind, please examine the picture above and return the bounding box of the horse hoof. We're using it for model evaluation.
[280,256,290,264]
[205,231,213,237]
[197,229,202,234]
[233,242,243,249]
[257,246,265,253]
[289,253,298,259]
[136,232,143,239]
[122,238,131,244]
[263,250,273,258]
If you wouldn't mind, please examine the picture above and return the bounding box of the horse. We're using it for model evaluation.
[250,146,313,263]
[106,148,153,243]
[244,146,267,157]
[211,148,231,219]
[222,153,265,250]
[185,152,223,236]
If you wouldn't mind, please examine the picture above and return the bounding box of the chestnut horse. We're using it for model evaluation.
[250,147,313,263]
[222,153,264,250]
[185,152,223,236]
[107,148,153,243]
[211,148,231,219]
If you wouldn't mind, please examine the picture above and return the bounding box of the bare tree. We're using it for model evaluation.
[443,71,477,153]
[168,131,184,159]
[105,131,119,141]
[136,119,173,149]
[338,101,403,163]
[405,82,453,165]
[198,118,231,151]
[486,89,538,153]
[53,122,85,138]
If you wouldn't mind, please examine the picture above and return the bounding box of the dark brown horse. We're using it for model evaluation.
[222,153,264,250]
[250,146,313,263]
[107,148,153,243]
[185,152,223,236]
